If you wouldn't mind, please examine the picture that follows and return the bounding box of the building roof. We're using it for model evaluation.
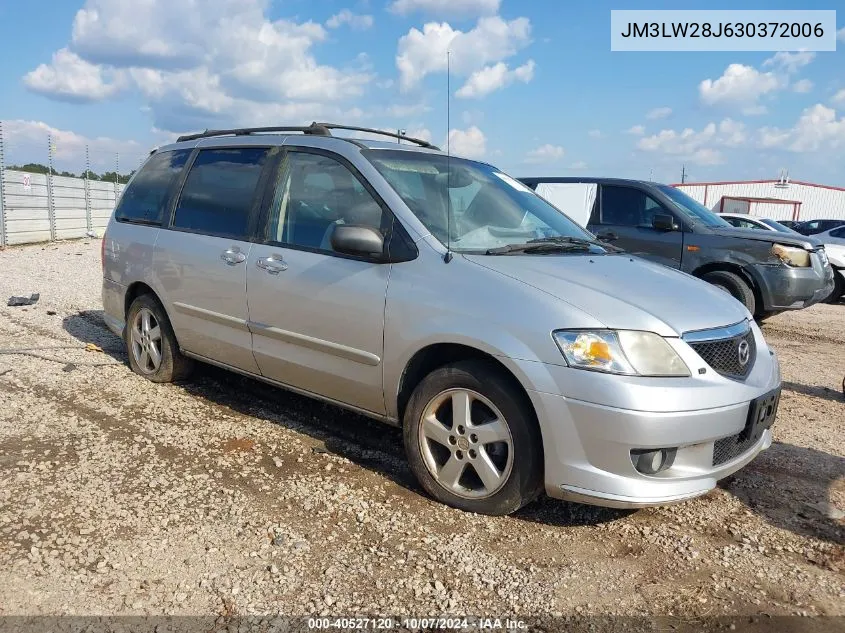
[673,179,845,193]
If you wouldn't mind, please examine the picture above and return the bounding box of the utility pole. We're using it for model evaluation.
[680,164,687,184]
[397,129,406,144]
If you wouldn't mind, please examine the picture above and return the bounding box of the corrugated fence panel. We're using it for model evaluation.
[3,171,52,244]
[0,170,125,244]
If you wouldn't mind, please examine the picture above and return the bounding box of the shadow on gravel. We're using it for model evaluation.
[61,309,663,528]
[781,380,845,404]
[513,498,635,527]
[720,441,845,546]
[62,310,126,361]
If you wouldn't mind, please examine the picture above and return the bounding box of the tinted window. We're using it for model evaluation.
[172,148,270,239]
[265,151,384,252]
[830,227,845,238]
[601,186,665,227]
[114,149,191,225]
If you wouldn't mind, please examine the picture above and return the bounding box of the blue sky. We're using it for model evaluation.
[1,0,843,183]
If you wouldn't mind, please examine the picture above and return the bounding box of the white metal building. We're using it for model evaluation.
[674,179,845,222]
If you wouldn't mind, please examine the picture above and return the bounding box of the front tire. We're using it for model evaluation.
[125,294,193,383]
[824,271,844,304]
[403,360,543,515]
[701,270,757,315]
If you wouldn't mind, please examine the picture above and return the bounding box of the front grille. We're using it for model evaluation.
[688,328,756,380]
[713,431,758,466]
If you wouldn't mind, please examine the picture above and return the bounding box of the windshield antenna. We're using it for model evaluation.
[444,50,453,263]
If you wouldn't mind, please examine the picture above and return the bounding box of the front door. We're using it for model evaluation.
[155,146,272,374]
[246,149,391,415]
[589,184,684,268]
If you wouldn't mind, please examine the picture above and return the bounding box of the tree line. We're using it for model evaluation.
[6,163,134,184]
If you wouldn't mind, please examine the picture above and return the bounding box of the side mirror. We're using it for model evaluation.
[330,224,385,258]
[652,214,679,231]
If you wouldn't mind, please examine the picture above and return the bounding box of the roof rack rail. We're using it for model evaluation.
[176,121,439,150]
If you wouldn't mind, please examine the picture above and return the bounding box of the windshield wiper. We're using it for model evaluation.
[527,235,616,249]
[485,241,593,255]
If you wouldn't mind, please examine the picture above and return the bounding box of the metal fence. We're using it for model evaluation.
[0,169,125,246]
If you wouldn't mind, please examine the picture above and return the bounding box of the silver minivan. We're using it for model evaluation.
[102,124,781,515]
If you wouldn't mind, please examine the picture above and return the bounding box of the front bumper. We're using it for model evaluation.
[749,256,834,311]
[514,324,781,508]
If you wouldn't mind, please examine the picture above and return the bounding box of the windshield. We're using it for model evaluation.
[760,218,799,233]
[365,150,607,254]
[657,185,732,228]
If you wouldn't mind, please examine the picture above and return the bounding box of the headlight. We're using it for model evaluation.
[772,244,810,267]
[553,330,690,377]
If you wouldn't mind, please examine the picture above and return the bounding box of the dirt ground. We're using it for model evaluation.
[0,240,842,625]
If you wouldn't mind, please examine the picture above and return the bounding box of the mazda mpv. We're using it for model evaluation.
[102,123,782,515]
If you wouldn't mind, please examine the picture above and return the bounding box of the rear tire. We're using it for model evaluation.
[125,294,193,383]
[824,271,843,304]
[701,270,757,315]
[403,360,543,515]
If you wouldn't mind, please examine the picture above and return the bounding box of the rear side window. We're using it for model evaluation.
[114,149,191,225]
[830,227,845,238]
[172,147,271,239]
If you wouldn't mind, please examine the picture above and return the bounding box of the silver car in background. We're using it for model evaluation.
[102,123,781,515]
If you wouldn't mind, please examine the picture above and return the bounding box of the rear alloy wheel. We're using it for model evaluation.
[701,270,757,316]
[126,294,193,383]
[403,361,542,515]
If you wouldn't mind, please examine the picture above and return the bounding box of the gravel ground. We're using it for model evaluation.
[0,240,842,623]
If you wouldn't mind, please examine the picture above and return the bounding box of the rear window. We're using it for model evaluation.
[171,147,271,239]
[114,149,191,225]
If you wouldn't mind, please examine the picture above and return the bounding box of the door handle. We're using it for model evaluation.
[256,255,288,274]
[220,248,247,266]
[596,231,619,241]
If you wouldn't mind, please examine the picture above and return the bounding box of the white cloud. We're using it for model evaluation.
[637,119,747,166]
[389,0,500,17]
[763,51,815,74]
[25,0,373,132]
[831,89,845,106]
[455,60,534,99]
[758,104,845,153]
[396,16,532,91]
[407,128,433,143]
[627,125,645,135]
[646,107,672,120]
[447,126,486,158]
[570,161,588,170]
[792,79,813,94]
[326,9,373,30]
[524,144,564,163]
[23,48,125,102]
[2,119,144,171]
[699,63,783,115]
[588,129,603,139]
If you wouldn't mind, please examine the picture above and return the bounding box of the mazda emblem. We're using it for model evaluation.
[737,340,750,367]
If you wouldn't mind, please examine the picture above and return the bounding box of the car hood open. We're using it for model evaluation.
[464,253,750,337]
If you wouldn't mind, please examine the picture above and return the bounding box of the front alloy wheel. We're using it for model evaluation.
[403,360,543,515]
[419,388,514,499]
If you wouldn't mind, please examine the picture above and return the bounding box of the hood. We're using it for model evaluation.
[705,225,821,249]
[464,253,749,336]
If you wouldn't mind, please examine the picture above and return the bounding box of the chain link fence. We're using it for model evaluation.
[0,121,150,246]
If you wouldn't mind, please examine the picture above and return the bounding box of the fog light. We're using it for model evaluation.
[631,448,676,475]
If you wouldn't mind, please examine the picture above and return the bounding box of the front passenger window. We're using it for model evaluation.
[601,186,667,228]
[266,151,385,253]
